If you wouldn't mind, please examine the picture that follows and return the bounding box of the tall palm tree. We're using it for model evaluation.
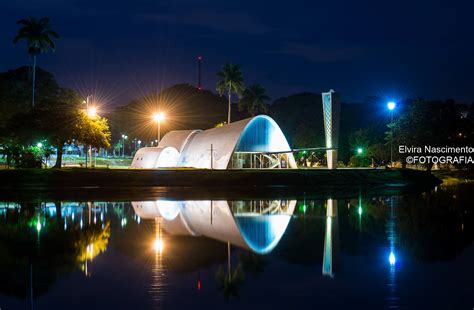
[13,17,59,107]
[238,83,270,116]
[216,63,245,124]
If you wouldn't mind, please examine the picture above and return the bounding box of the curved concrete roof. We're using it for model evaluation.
[131,115,296,169]
[130,147,161,168]
[178,115,296,169]
[130,146,180,168]
[158,130,201,152]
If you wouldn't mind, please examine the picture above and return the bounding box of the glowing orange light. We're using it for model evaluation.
[153,112,165,122]
[153,238,164,253]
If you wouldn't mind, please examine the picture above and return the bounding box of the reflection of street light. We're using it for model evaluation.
[389,251,396,266]
[387,101,396,167]
[153,238,164,253]
[153,113,165,143]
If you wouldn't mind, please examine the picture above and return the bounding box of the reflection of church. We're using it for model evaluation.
[132,199,296,254]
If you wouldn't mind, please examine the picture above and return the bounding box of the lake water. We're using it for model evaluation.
[0,183,472,309]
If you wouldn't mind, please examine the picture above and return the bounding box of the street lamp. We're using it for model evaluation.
[87,107,97,118]
[121,134,128,157]
[83,95,97,168]
[153,112,165,144]
[356,147,363,155]
[387,101,396,167]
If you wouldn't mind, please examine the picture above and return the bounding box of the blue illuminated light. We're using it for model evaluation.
[389,251,396,266]
[387,101,396,111]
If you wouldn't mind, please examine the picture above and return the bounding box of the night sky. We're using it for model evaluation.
[1,0,473,108]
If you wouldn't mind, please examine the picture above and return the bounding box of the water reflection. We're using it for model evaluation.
[322,199,339,278]
[132,199,296,254]
[0,183,472,308]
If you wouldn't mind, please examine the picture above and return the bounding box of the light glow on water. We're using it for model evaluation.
[153,239,164,253]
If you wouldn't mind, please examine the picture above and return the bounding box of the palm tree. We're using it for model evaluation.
[216,63,245,124]
[13,17,59,107]
[215,243,245,300]
[238,83,270,116]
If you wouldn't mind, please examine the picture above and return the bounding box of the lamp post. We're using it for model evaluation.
[153,113,165,144]
[121,134,128,157]
[387,101,396,167]
[83,95,99,167]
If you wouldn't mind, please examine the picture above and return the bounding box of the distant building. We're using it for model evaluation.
[131,115,297,169]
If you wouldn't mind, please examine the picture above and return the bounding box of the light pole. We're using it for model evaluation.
[121,134,128,157]
[153,113,165,144]
[387,101,396,167]
[84,95,98,168]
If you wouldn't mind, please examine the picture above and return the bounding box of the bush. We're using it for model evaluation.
[1,144,44,168]
[348,155,371,167]
[16,149,43,168]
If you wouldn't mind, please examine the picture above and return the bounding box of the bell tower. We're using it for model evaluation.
[322,90,340,169]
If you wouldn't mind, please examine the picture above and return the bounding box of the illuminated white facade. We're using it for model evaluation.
[131,115,297,169]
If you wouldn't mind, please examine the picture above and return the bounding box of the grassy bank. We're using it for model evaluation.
[0,168,441,201]
[0,167,440,188]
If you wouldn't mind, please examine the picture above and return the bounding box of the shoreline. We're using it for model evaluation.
[0,167,441,187]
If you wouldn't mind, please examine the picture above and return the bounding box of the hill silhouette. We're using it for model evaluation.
[108,84,248,143]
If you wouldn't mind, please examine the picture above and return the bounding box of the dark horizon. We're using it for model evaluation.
[1,0,473,108]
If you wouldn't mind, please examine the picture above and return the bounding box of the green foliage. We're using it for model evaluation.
[215,263,245,300]
[367,143,390,166]
[216,63,245,123]
[348,155,371,167]
[390,99,471,170]
[0,67,111,168]
[75,111,111,149]
[13,16,59,56]
[349,128,371,154]
[216,63,245,98]
[238,83,270,116]
[0,67,59,127]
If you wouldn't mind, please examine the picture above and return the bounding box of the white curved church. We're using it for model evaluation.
[131,115,297,169]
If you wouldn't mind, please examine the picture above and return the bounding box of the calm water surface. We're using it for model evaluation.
[0,184,472,309]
